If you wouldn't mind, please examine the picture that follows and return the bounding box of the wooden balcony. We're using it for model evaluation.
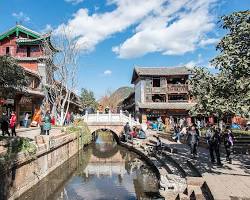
[145,84,189,94]
[167,84,189,93]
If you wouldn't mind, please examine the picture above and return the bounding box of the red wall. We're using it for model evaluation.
[0,33,43,72]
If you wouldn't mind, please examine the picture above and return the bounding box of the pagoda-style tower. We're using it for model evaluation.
[0,24,57,124]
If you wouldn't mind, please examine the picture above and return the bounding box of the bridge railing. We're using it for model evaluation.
[83,110,140,126]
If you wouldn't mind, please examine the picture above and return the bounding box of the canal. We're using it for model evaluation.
[18,131,162,200]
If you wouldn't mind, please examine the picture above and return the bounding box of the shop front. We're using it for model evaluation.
[141,108,190,125]
[0,98,15,117]
[15,94,43,127]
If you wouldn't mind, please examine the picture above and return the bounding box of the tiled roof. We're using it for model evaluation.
[16,34,50,44]
[131,66,191,83]
[0,24,41,40]
[25,88,44,96]
[16,25,41,37]
[137,102,195,110]
[135,66,191,76]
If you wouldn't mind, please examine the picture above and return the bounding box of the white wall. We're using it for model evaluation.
[135,80,145,104]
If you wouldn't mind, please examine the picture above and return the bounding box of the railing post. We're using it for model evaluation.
[96,110,99,122]
[108,110,111,122]
[120,110,123,122]
[84,110,88,122]
[129,114,132,126]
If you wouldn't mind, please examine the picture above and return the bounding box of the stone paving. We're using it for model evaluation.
[147,130,250,200]
[16,127,63,140]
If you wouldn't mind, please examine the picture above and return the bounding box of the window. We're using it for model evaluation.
[6,47,10,55]
[153,78,160,87]
[152,94,166,102]
[168,77,186,84]
[27,47,31,57]
[168,95,188,102]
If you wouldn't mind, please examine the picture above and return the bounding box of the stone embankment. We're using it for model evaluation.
[121,133,214,200]
[0,128,87,200]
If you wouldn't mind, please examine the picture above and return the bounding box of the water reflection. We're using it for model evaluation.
[18,131,161,200]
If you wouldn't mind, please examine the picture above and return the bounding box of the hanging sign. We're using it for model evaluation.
[20,96,32,104]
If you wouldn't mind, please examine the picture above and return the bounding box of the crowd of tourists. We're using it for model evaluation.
[0,111,17,137]
[123,122,147,141]
[172,122,234,165]
[146,117,165,131]
[0,110,76,137]
[122,115,235,167]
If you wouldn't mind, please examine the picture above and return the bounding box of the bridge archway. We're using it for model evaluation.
[91,128,121,143]
[92,140,119,159]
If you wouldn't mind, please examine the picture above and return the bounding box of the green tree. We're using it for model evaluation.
[0,55,27,97]
[80,88,98,110]
[190,10,250,118]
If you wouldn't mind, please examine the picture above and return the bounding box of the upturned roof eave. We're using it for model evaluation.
[0,25,41,41]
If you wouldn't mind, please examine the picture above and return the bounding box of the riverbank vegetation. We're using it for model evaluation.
[0,137,37,171]
[66,119,92,146]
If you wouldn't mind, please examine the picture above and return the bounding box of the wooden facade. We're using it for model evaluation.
[130,67,195,124]
[0,25,82,126]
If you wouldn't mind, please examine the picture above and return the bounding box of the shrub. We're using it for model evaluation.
[10,137,37,156]
[66,121,92,146]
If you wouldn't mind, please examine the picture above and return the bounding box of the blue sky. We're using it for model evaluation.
[0,0,249,98]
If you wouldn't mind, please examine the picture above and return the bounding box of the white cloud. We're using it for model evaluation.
[12,12,30,22]
[199,38,220,47]
[65,0,84,5]
[55,0,165,51]
[56,0,218,58]
[182,54,203,69]
[183,53,215,69]
[103,70,112,76]
[113,0,217,58]
[41,24,53,33]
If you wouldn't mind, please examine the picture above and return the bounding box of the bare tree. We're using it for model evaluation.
[42,28,80,126]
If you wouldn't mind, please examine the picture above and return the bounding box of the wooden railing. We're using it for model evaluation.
[145,84,189,94]
[167,84,188,93]
[167,100,189,103]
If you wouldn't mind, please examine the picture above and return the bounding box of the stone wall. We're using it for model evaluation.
[0,133,83,200]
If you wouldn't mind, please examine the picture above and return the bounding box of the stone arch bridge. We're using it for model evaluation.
[84,111,140,138]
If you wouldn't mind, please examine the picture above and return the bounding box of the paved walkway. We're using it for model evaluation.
[16,127,62,140]
[147,130,250,200]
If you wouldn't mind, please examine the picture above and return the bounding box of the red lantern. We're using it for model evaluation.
[0,99,6,105]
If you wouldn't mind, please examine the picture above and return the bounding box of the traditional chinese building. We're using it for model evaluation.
[130,66,196,125]
[0,24,82,126]
[0,25,55,124]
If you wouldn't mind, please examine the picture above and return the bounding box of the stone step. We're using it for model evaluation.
[177,193,189,200]
[170,153,202,177]
[159,151,186,177]
[160,191,179,200]
[188,185,206,200]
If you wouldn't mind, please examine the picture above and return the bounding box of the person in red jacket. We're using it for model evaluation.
[10,111,17,137]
